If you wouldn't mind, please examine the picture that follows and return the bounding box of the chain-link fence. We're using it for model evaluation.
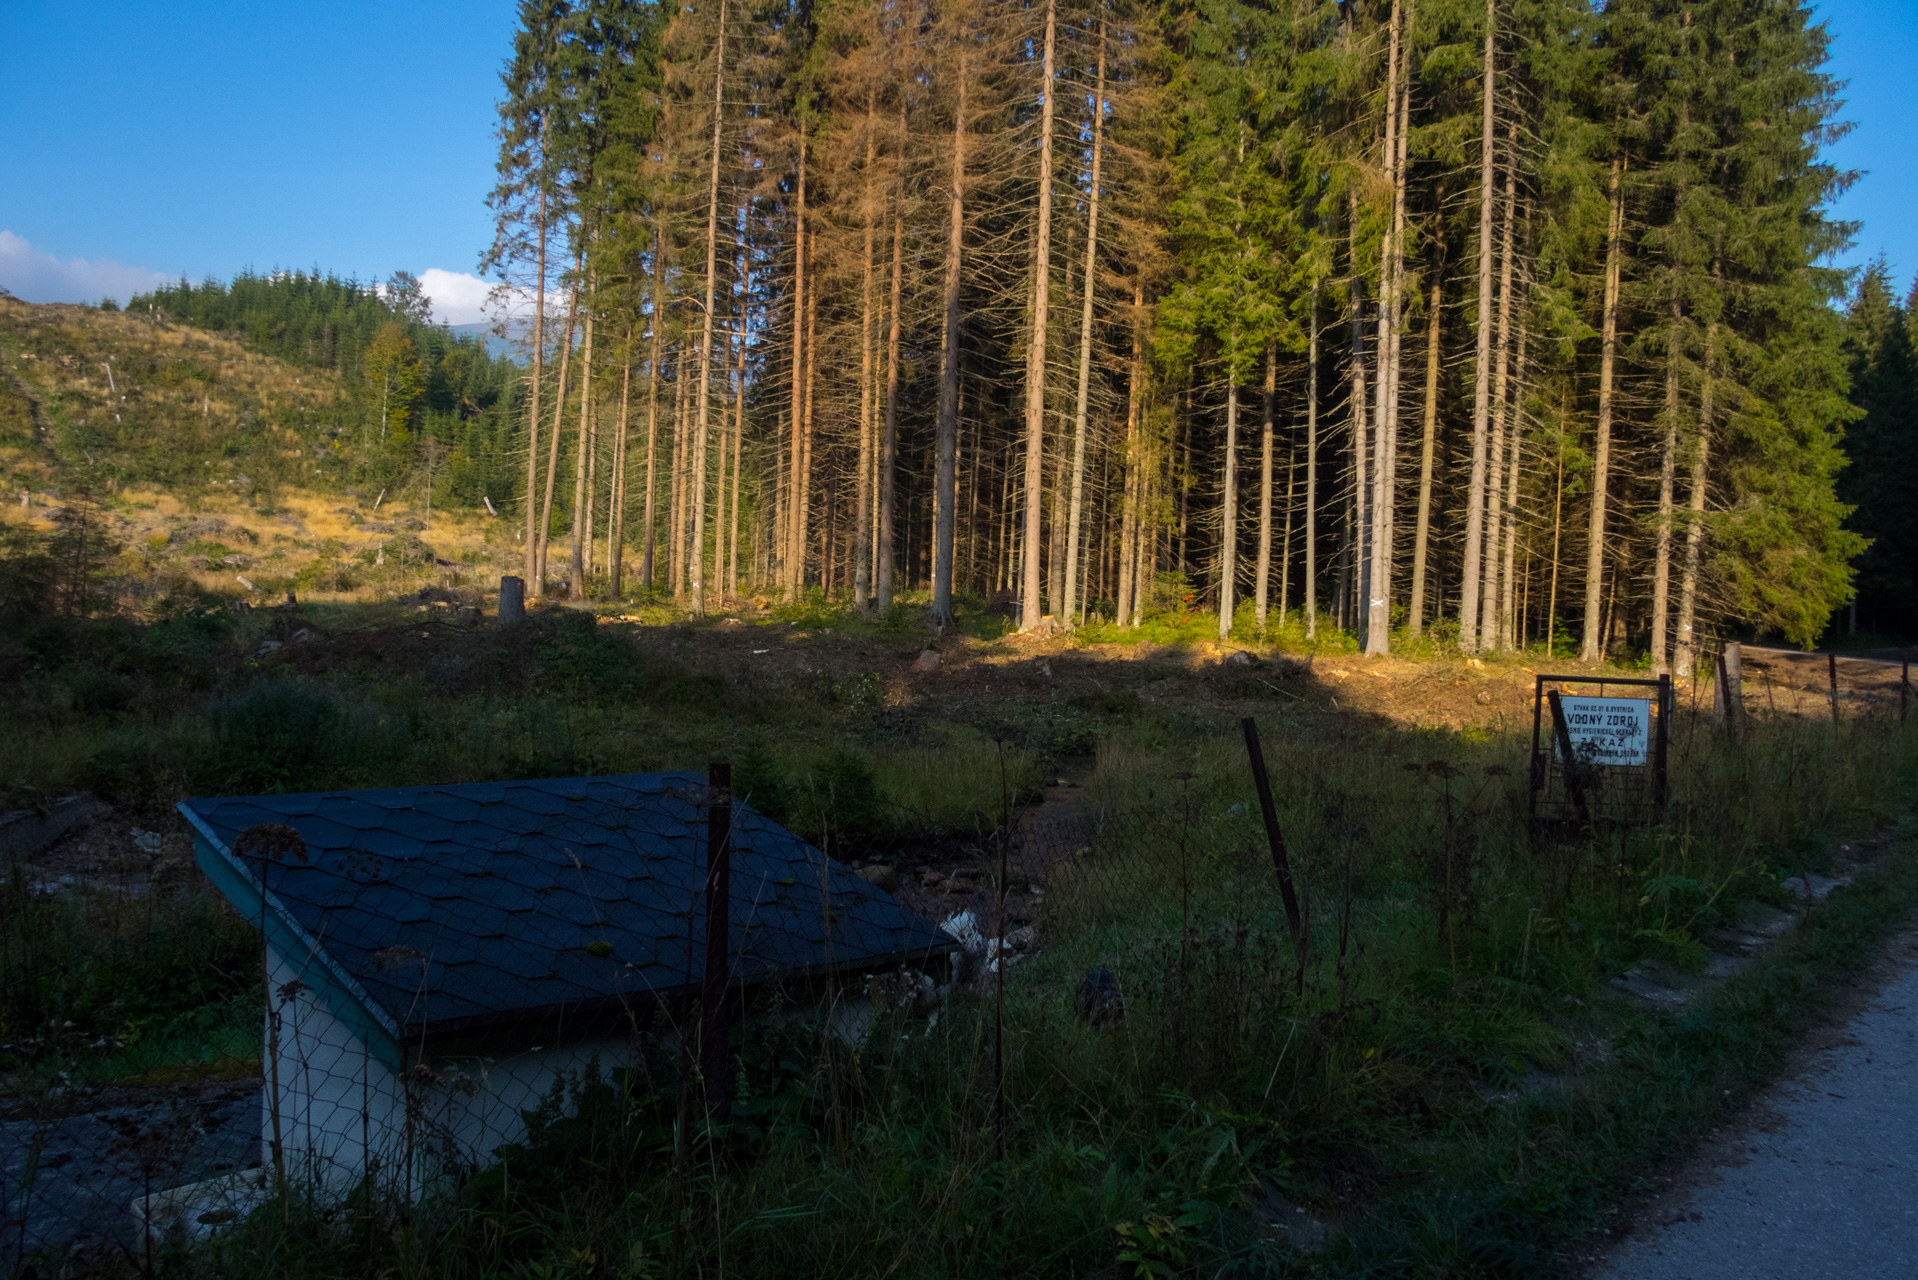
[9,681,1906,1275]
[4,749,1330,1277]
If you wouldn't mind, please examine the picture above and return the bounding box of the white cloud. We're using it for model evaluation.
[419,267,495,326]
[0,230,169,305]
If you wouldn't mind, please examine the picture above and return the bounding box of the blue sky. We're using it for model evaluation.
[2,0,1915,322]
[0,0,520,322]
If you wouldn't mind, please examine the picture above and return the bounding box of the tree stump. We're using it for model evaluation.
[499,575,526,625]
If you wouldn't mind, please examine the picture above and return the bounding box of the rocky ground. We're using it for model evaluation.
[1,1070,260,1264]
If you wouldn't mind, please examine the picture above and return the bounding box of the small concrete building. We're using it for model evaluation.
[178,772,951,1198]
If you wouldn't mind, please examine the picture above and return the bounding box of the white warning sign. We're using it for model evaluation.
[1559,696,1651,766]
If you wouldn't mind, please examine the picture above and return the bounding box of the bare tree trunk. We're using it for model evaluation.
[786,134,808,592]
[1280,439,1296,623]
[689,1,727,616]
[931,61,968,627]
[1348,197,1370,649]
[525,149,548,592]
[1018,0,1057,630]
[1366,0,1406,657]
[1409,252,1442,635]
[1305,293,1319,640]
[1479,131,1516,646]
[1120,476,1131,617]
[569,304,596,598]
[1498,295,1528,647]
[1219,374,1240,641]
[1548,423,1565,655]
[611,329,632,595]
[1673,317,1715,679]
[797,288,817,591]
[878,140,904,613]
[583,331,598,576]
[821,457,835,594]
[1062,25,1106,627]
[961,411,978,594]
[1005,443,1020,598]
[1256,346,1275,630]
[538,269,581,591]
[669,351,687,595]
[713,322,730,596]
[1117,282,1144,624]
[1133,471,1154,629]
[1049,371,1068,610]
[1459,0,1496,651]
[854,104,878,610]
[1650,298,1682,672]
[1380,10,1413,640]
[729,250,748,597]
[642,213,665,589]
[1581,154,1624,662]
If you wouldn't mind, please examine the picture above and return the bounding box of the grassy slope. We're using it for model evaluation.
[0,297,511,605]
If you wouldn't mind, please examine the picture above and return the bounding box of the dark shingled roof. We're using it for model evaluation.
[179,772,954,1036]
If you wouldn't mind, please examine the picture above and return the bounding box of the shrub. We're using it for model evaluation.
[198,679,397,794]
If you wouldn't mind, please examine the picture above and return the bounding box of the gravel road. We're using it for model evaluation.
[1594,930,1918,1279]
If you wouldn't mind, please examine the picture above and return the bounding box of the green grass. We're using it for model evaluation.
[201,713,1916,1279]
[0,860,261,1090]
[2,592,1915,1278]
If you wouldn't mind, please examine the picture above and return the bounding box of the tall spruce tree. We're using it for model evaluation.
[1840,262,1918,634]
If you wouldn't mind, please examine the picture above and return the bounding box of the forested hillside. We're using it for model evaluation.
[0,296,343,508]
[0,294,530,619]
[458,0,1895,659]
[119,271,526,512]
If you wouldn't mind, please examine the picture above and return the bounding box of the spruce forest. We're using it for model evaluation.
[473,0,1863,657]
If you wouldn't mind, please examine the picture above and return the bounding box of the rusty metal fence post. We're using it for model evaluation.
[1544,691,1593,826]
[1654,674,1672,822]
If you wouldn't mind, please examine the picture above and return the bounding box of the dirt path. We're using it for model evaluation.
[1592,928,1918,1279]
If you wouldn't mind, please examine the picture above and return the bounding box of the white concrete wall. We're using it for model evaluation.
[265,947,635,1200]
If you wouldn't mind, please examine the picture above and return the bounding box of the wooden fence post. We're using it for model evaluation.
[1827,651,1841,723]
[1715,642,1743,727]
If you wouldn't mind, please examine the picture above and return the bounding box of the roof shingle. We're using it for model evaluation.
[180,772,953,1036]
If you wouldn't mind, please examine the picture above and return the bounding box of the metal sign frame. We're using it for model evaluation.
[1528,673,1673,829]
